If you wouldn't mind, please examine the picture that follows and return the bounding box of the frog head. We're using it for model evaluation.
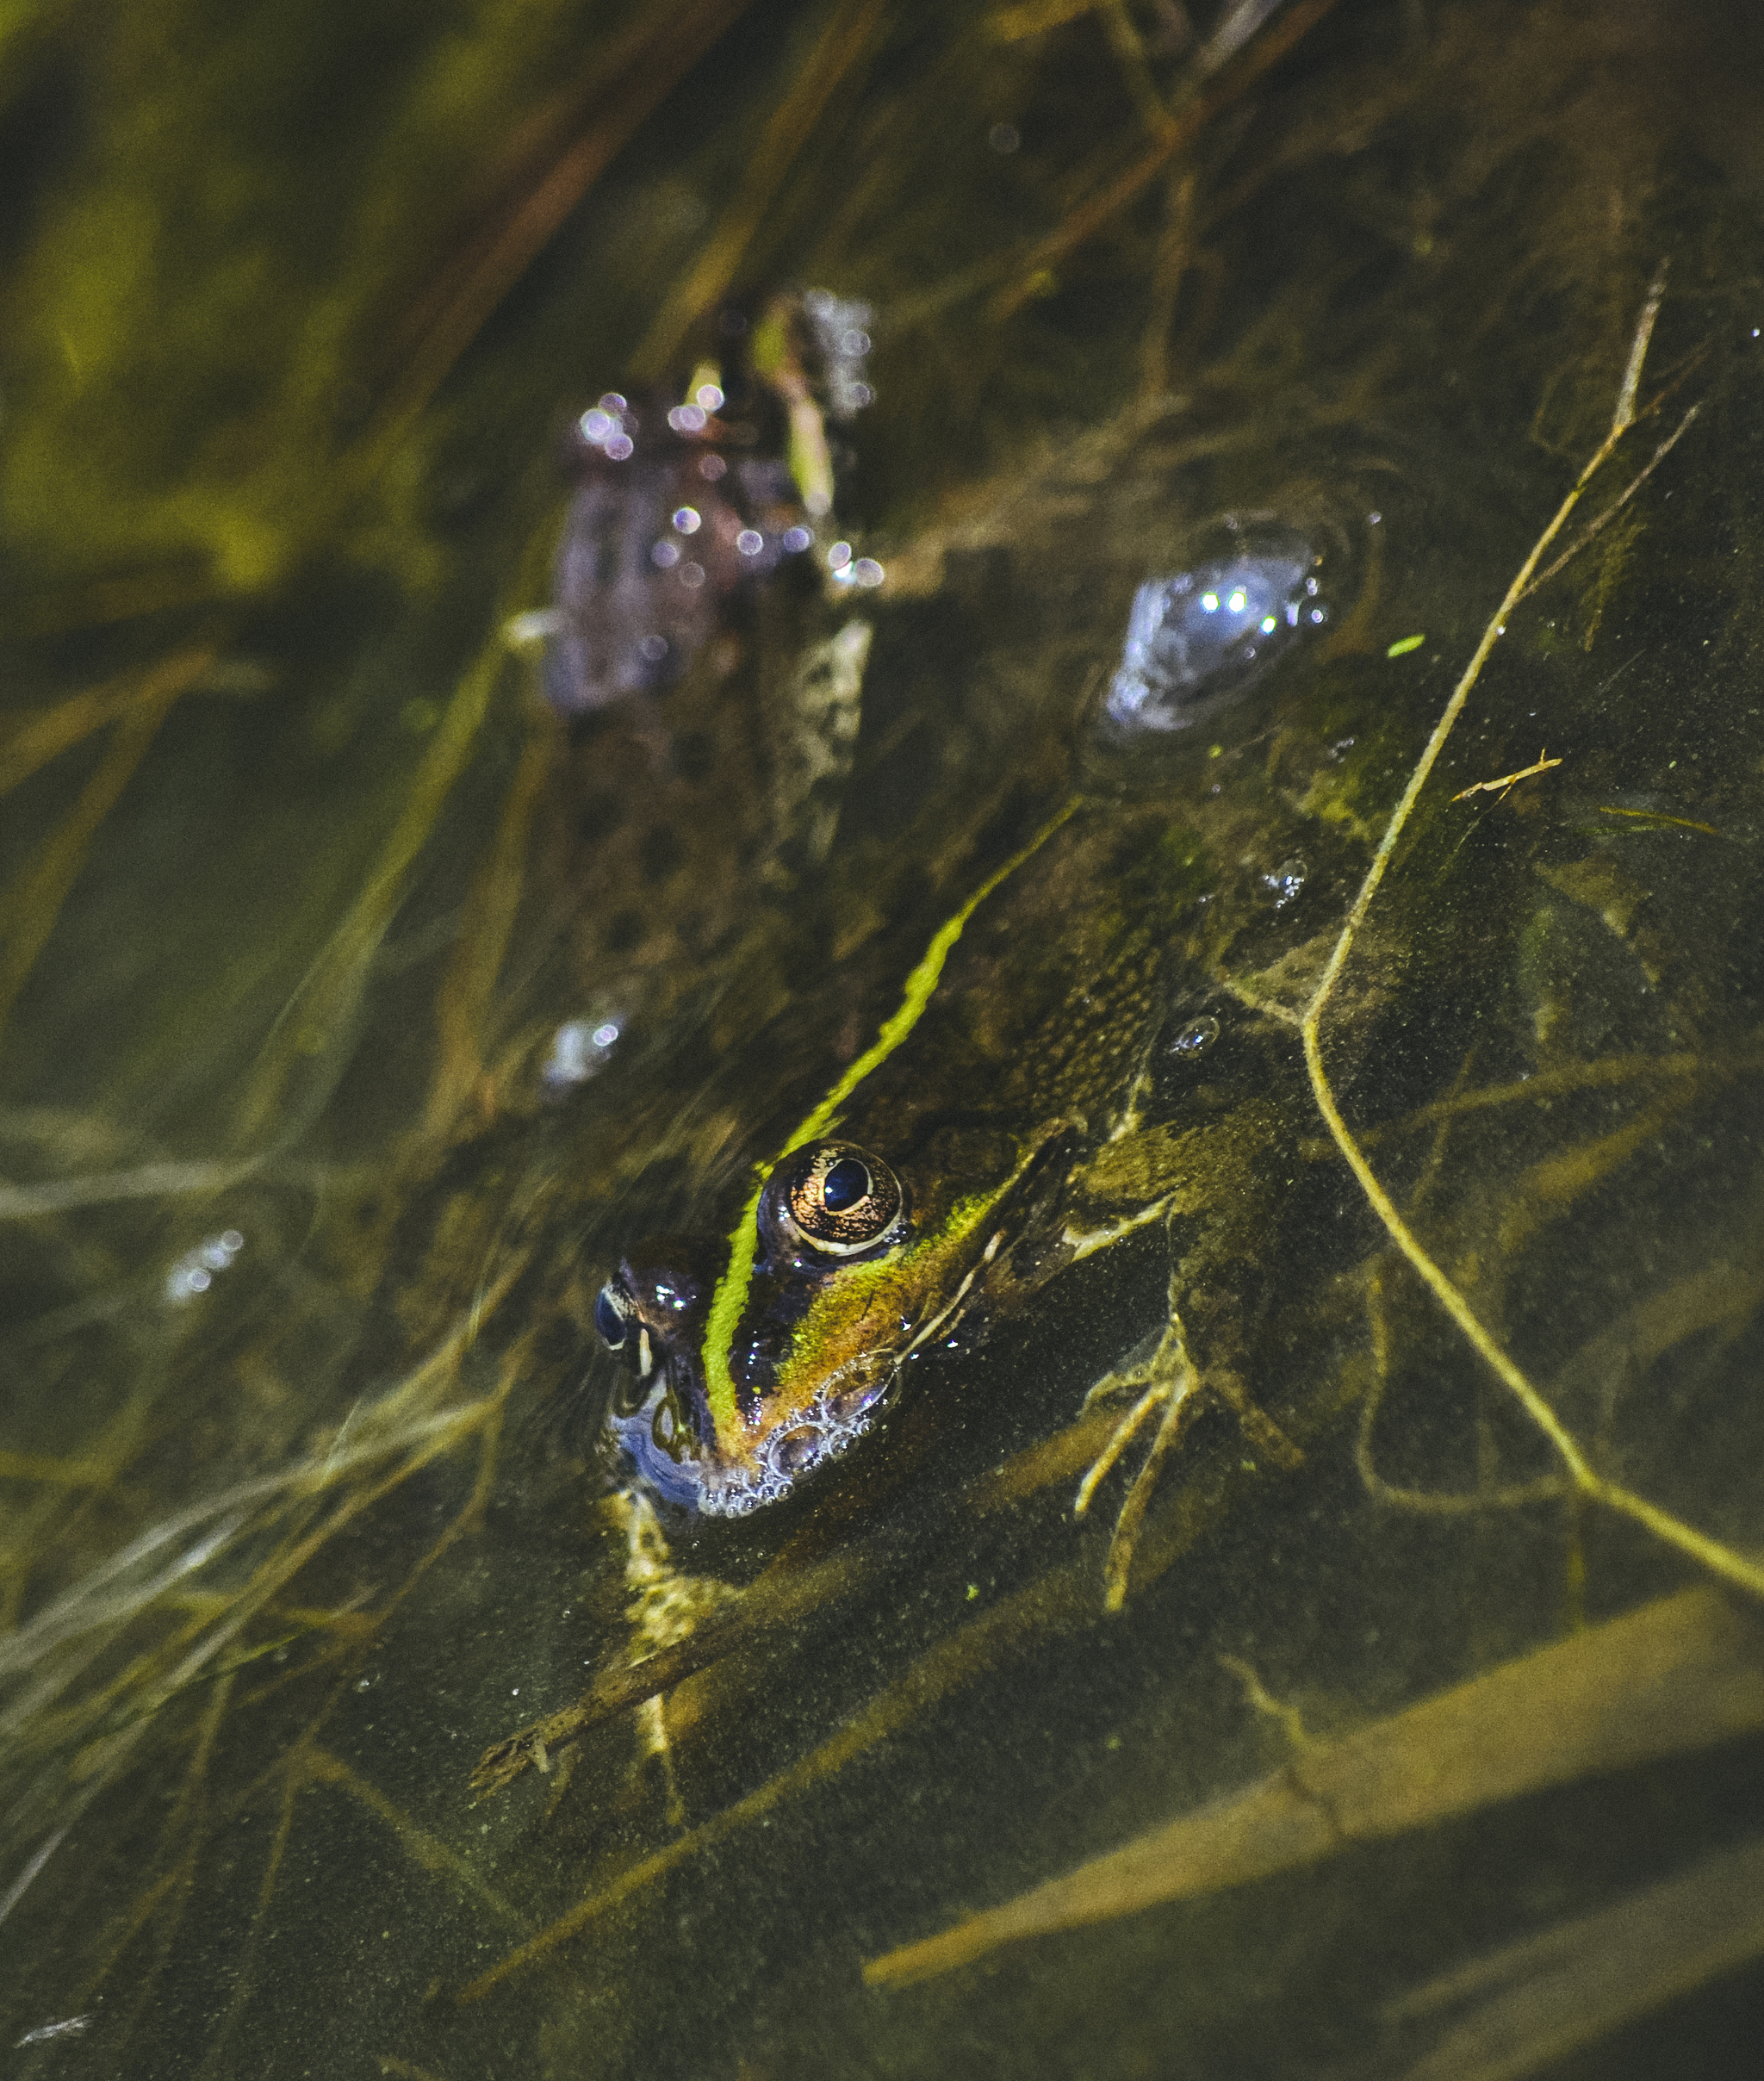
[595,1124,1078,1514]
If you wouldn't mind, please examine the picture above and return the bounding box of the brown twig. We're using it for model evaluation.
[1451,747,1562,803]
[991,0,1343,321]
[364,0,760,452]
[1515,401,1701,605]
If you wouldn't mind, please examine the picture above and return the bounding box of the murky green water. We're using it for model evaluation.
[4,3,1764,2074]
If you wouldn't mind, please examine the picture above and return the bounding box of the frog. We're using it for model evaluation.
[587,512,1351,1605]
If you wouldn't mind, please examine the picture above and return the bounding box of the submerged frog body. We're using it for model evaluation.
[586,494,1341,1546]
[543,289,874,716]
[593,718,1329,1587]
[543,393,817,716]
[530,290,889,1040]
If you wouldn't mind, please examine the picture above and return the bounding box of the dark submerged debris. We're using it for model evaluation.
[542,289,873,716]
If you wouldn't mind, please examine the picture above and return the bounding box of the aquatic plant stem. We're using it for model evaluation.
[991,0,1343,321]
[0,642,216,1049]
[1301,276,1764,1602]
[628,0,890,382]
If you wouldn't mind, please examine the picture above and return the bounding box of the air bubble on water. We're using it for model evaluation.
[1262,857,1307,908]
[543,1014,626,1091]
[1168,1016,1221,1060]
[1101,521,1324,738]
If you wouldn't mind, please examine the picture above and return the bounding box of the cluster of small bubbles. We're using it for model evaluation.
[803,288,875,418]
[1168,1015,1221,1061]
[1262,856,1307,908]
[543,1015,624,1091]
[166,1229,245,1303]
[578,394,634,461]
[663,377,728,435]
[827,541,885,588]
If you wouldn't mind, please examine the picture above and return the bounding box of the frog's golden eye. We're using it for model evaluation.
[764,1140,905,1259]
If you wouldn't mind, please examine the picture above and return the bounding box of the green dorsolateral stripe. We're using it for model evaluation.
[700,798,1080,1438]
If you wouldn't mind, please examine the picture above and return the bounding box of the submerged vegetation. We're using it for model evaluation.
[3,2,1764,2074]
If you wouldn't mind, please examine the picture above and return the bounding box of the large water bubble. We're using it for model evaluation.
[1100,520,1326,738]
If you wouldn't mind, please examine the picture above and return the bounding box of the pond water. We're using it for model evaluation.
[3,3,1764,2076]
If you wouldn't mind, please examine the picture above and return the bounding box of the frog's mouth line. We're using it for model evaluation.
[608,1343,905,1516]
[602,1210,1012,1517]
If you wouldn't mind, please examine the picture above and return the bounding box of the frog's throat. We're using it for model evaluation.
[700,797,1081,1440]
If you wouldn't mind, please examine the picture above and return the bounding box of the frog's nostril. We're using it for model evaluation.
[593,1283,630,1349]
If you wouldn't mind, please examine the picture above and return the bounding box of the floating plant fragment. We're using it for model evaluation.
[1100,520,1326,739]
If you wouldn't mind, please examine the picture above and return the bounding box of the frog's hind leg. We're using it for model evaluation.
[1075,1261,1301,1612]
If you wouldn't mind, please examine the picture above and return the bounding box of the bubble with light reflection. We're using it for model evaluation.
[1101,520,1326,740]
[165,1229,245,1305]
[543,1014,624,1093]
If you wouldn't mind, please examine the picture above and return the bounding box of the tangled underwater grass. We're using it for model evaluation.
[3,2,1764,2074]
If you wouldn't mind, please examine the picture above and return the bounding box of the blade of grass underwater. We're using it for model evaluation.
[863,1586,1764,1985]
[1382,1834,1764,2081]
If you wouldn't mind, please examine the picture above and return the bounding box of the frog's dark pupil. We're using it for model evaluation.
[821,1158,870,1213]
[593,1285,628,1348]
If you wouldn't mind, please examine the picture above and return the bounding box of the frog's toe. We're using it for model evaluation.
[1205,1367,1305,1473]
[1072,1320,1302,1612]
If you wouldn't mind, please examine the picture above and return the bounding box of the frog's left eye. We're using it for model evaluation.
[761,1140,905,1259]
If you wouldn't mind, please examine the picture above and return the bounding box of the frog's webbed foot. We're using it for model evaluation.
[1074,1305,1301,1613]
